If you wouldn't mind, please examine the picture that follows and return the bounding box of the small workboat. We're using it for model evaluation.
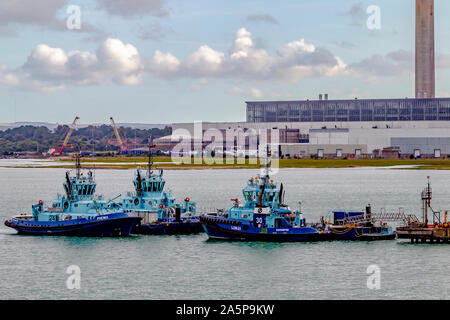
[122,143,202,235]
[200,147,324,242]
[323,206,396,241]
[4,153,141,237]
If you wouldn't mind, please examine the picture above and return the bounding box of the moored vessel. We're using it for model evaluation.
[323,206,396,241]
[122,142,202,235]
[200,147,324,242]
[4,153,141,237]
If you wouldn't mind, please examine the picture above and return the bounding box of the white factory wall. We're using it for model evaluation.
[171,121,450,153]
[172,120,450,132]
[281,144,367,157]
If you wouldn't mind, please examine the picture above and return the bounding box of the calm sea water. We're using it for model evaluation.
[1,162,450,300]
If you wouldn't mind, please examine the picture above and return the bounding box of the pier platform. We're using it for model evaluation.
[397,224,450,243]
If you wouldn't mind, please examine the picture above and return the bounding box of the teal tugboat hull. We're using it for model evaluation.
[5,212,141,237]
[200,215,323,242]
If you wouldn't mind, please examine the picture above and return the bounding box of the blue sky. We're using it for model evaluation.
[1,0,450,124]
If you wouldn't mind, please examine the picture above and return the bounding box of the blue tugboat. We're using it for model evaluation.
[200,147,324,242]
[323,205,396,241]
[4,153,141,236]
[122,143,202,235]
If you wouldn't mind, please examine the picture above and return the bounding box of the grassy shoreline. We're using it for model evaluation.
[5,157,450,170]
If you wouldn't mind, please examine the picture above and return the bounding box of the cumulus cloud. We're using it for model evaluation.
[0,38,143,91]
[246,14,279,25]
[147,28,347,81]
[96,0,168,17]
[10,27,444,92]
[1,28,349,91]
[185,45,226,77]
[147,51,181,78]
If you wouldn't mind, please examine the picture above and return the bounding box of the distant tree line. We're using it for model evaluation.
[0,125,171,155]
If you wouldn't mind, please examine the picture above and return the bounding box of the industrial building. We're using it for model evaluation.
[246,98,450,123]
[157,0,450,159]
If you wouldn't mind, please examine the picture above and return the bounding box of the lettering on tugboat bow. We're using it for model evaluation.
[176,304,275,317]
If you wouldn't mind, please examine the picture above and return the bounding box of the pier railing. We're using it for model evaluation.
[371,212,419,223]
[340,209,420,225]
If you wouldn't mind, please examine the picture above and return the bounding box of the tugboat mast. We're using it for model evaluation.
[262,144,271,180]
[148,135,156,177]
[75,151,81,180]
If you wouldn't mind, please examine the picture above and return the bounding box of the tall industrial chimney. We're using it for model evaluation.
[415,0,435,98]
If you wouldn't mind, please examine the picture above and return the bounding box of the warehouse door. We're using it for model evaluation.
[336,149,343,158]
[317,149,324,158]
[434,149,441,158]
[414,149,421,158]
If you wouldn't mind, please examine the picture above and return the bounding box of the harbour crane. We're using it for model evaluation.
[110,117,128,154]
[47,116,79,156]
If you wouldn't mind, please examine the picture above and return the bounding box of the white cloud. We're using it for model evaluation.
[147,28,346,81]
[148,50,181,78]
[9,27,444,92]
[97,38,143,85]
[0,38,143,91]
[185,45,225,77]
